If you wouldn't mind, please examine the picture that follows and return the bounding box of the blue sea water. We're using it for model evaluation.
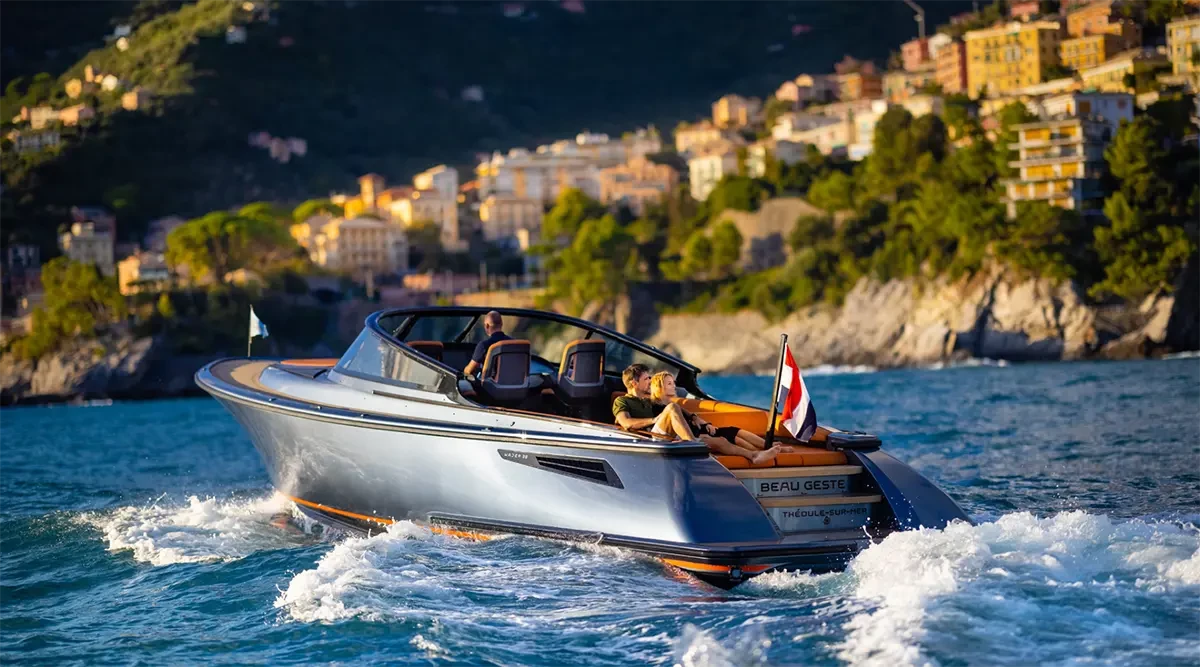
[2,359,1198,666]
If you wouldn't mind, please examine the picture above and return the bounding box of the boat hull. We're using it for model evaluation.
[198,357,969,588]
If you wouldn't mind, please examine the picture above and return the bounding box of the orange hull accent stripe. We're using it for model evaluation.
[287,495,493,541]
[429,525,494,541]
[661,558,772,574]
[288,495,395,525]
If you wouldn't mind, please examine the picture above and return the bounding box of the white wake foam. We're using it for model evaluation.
[274,521,463,623]
[835,512,1200,667]
[672,624,773,667]
[924,357,1009,370]
[802,364,879,376]
[91,493,308,565]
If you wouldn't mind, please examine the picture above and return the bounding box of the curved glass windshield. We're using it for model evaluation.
[336,329,450,391]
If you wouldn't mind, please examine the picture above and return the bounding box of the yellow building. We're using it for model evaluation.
[1004,118,1110,218]
[1167,16,1200,78]
[674,120,732,156]
[117,252,170,295]
[597,157,678,215]
[1059,33,1122,71]
[965,21,1065,99]
[1078,48,1168,92]
[711,95,761,129]
[1066,0,1141,50]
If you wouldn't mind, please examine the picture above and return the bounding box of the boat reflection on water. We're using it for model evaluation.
[196,307,970,588]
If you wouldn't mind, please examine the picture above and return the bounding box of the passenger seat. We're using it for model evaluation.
[554,339,608,420]
[407,340,444,362]
[556,340,606,402]
[478,339,532,405]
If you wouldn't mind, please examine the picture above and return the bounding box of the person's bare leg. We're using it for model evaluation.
[700,435,785,463]
[654,405,695,440]
[735,430,766,450]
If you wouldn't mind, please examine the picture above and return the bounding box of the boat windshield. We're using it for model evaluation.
[376,310,696,393]
[335,328,455,393]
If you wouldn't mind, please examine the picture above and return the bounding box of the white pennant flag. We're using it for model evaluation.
[249,306,269,340]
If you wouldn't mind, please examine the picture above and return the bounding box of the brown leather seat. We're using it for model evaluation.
[407,340,444,362]
[479,339,531,404]
[556,339,606,402]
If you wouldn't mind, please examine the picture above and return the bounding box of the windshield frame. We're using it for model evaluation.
[372,306,709,398]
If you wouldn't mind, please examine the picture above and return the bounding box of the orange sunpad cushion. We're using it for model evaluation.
[714,455,776,469]
[775,447,848,467]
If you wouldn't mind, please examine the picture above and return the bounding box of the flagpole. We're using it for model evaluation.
[763,333,788,450]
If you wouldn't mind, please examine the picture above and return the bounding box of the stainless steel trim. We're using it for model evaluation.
[196,363,710,456]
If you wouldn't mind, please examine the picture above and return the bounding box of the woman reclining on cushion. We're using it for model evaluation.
[612,364,784,464]
[649,370,788,463]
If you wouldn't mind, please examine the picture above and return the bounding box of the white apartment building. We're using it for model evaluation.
[58,222,115,276]
[479,195,543,243]
[310,217,408,277]
[388,190,462,251]
[772,112,841,142]
[412,164,459,197]
[745,139,808,178]
[793,117,853,158]
[688,144,739,201]
[1024,91,1134,135]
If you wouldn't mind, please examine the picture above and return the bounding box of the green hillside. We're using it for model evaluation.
[0,0,969,252]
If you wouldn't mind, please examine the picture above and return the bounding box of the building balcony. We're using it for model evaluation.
[1010,155,1101,170]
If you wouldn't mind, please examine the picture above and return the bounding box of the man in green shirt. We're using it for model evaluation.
[612,363,784,464]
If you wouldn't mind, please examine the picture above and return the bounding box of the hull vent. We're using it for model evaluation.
[498,449,622,488]
[536,456,609,482]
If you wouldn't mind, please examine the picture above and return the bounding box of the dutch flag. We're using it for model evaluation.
[777,346,817,441]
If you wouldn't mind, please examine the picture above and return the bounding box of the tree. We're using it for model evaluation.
[165,211,296,282]
[706,175,771,214]
[1090,116,1196,299]
[406,219,445,272]
[865,107,916,194]
[788,215,836,252]
[11,258,127,359]
[1092,193,1194,300]
[292,198,344,222]
[762,95,795,131]
[994,102,1037,177]
[543,188,606,241]
[709,220,744,277]
[943,95,977,140]
[679,232,713,279]
[1145,0,1191,25]
[807,171,856,212]
[238,201,292,226]
[909,114,949,164]
[995,202,1085,280]
[544,215,637,313]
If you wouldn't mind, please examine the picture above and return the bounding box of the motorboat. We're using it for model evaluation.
[196,306,970,588]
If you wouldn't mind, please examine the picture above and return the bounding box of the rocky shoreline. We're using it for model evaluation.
[643,262,1198,375]
[3,262,1196,406]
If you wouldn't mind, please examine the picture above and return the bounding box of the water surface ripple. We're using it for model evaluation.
[2,359,1197,666]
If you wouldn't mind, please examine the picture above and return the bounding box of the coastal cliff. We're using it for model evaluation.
[2,265,1195,405]
[643,264,1195,374]
[0,330,212,406]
